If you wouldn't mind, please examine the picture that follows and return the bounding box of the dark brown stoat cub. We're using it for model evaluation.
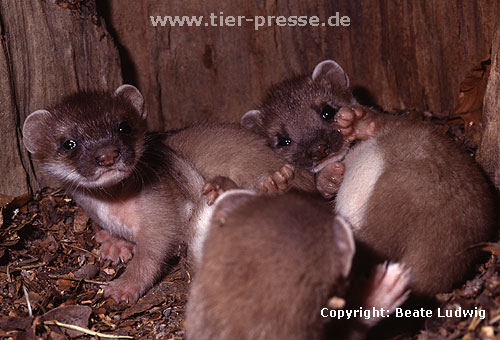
[186,190,410,340]
[242,60,354,173]
[241,60,497,298]
[23,85,206,303]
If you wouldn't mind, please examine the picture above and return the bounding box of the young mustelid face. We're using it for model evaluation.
[242,60,356,173]
[241,60,497,299]
[23,86,148,189]
[23,85,207,303]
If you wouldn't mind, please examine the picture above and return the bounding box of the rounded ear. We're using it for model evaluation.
[241,109,265,135]
[312,60,350,89]
[23,110,52,154]
[212,189,258,226]
[331,215,355,278]
[114,84,146,119]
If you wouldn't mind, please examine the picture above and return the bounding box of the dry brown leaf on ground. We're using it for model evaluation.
[40,305,92,337]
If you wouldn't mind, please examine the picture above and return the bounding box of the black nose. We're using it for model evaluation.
[96,149,120,167]
[310,143,329,161]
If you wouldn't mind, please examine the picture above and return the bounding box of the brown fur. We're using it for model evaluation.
[338,110,497,297]
[242,60,497,298]
[186,190,355,340]
[22,85,206,303]
[186,190,412,340]
[164,121,318,273]
[242,62,355,172]
[165,121,315,191]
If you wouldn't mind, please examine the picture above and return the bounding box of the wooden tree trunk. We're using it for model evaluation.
[478,23,500,190]
[0,0,122,196]
[104,0,500,130]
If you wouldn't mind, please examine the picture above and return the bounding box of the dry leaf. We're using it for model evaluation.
[74,263,99,280]
[122,303,155,319]
[40,305,92,337]
[73,210,89,233]
[451,55,491,148]
[56,279,76,291]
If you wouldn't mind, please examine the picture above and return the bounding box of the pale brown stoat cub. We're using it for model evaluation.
[241,60,497,298]
[186,190,410,340]
[22,85,315,304]
[164,121,319,269]
[164,121,316,198]
[23,85,208,303]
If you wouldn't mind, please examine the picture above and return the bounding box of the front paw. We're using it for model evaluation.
[102,275,144,304]
[336,105,376,142]
[260,163,295,194]
[362,262,411,326]
[315,161,345,199]
[203,176,238,205]
[95,230,136,265]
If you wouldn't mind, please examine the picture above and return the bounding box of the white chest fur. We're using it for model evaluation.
[335,139,385,231]
[73,192,139,242]
[190,202,215,266]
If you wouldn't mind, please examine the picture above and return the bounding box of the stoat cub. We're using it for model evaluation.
[22,85,315,304]
[241,60,497,298]
[23,85,207,303]
[186,190,410,340]
[165,121,316,195]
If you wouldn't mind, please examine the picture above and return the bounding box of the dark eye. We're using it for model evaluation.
[277,136,292,147]
[321,104,338,121]
[118,121,132,134]
[63,139,77,150]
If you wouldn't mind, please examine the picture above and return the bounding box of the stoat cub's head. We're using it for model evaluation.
[23,85,147,189]
[242,60,356,173]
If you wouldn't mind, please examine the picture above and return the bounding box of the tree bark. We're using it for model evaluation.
[0,0,122,196]
[104,0,500,130]
[478,23,500,190]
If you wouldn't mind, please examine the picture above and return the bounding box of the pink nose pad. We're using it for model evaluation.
[311,144,329,161]
[96,150,119,166]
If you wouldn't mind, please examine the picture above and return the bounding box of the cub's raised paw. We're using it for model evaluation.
[203,176,238,205]
[261,163,295,194]
[315,161,344,199]
[336,105,377,142]
[95,230,136,265]
[362,262,411,327]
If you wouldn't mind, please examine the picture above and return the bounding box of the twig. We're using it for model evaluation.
[23,284,32,316]
[47,274,107,285]
[467,308,483,331]
[43,320,133,339]
[456,242,492,256]
[6,259,46,273]
[489,313,500,325]
[63,243,98,257]
[16,262,47,270]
